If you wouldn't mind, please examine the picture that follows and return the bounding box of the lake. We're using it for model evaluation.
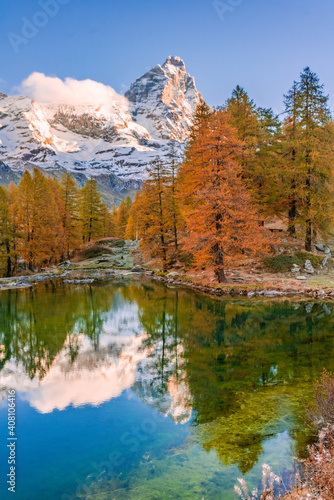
[1,278,334,499]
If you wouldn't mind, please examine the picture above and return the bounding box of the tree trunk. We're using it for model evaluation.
[288,178,296,237]
[158,181,168,272]
[6,241,11,278]
[214,242,227,283]
[173,213,178,251]
[288,200,296,237]
[305,218,312,251]
[216,267,228,283]
[160,231,167,272]
[305,169,312,251]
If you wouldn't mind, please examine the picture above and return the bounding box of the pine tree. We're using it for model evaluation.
[136,158,171,272]
[59,172,80,257]
[178,109,269,283]
[190,99,213,142]
[257,107,282,139]
[15,171,34,268]
[8,182,19,274]
[166,143,180,252]
[282,81,301,236]
[129,192,141,241]
[79,179,103,242]
[226,86,268,208]
[0,186,14,277]
[109,205,118,237]
[125,215,136,240]
[124,195,133,213]
[226,86,261,148]
[100,203,112,237]
[280,68,334,250]
[116,201,128,239]
[31,170,64,267]
[116,196,132,239]
[298,67,333,250]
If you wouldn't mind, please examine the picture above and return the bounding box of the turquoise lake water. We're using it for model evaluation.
[1,279,334,499]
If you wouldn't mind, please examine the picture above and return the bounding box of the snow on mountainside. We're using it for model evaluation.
[125,56,200,142]
[0,57,202,203]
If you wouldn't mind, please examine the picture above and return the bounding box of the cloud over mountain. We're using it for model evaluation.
[21,72,128,114]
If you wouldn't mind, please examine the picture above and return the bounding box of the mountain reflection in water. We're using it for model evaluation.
[1,280,334,499]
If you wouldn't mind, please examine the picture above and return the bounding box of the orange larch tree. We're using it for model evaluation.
[59,172,81,257]
[178,109,269,283]
[31,170,64,267]
[15,169,64,269]
[135,158,171,272]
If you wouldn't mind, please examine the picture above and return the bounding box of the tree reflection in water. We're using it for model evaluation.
[1,279,334,474]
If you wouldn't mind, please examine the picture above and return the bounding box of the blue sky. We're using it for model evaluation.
[1,0,334,113]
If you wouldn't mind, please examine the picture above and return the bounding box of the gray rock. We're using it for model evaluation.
[315,244,325,252]
[323,304,332,316]
[304,260,314,274]
[305,303,314,313]
[131,266,143,273]
[264,290,279,296]
[297,276,307,280]
[167,271,180,278]
[58,260,71,267]
[63,279,94,284]
[291,268,300,273]
[322,257,328,267]
[324,247,332,257]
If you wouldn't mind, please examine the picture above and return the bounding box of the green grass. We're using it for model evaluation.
[295,251,324,268]
[78,246,114,260]
[264,252,324,272]
[110,239,126,248]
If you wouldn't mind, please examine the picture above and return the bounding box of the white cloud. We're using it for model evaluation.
[0,332,150,414]
[21,72,128,114]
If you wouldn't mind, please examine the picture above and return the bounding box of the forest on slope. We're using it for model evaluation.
[1,67,334,282]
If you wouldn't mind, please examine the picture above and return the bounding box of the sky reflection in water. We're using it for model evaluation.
[1,280,334,499]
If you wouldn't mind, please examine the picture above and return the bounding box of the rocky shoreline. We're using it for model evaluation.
[1,265,334,302]
[151,273,334,300]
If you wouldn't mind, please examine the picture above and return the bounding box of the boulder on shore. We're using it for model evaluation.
[304,260,314,274]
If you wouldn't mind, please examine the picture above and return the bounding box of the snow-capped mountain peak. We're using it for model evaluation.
[0,57,202,202]
[125,56,201,142]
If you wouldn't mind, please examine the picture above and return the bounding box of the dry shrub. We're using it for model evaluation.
[303,429,334,499]
[312,370,334,427]
[235,371,334,500]
[234,464,282,500]
[75,245,113,261]
[302,371,334,499]
[285,371,334,499]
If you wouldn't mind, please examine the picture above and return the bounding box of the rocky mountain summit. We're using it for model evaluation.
[0,57,202,204]
[126,56,200,142]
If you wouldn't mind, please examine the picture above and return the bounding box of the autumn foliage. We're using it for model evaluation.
[134,105,270,281]
[1,67,334,283]
[178,107,269,282]
[0,170,133,277]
